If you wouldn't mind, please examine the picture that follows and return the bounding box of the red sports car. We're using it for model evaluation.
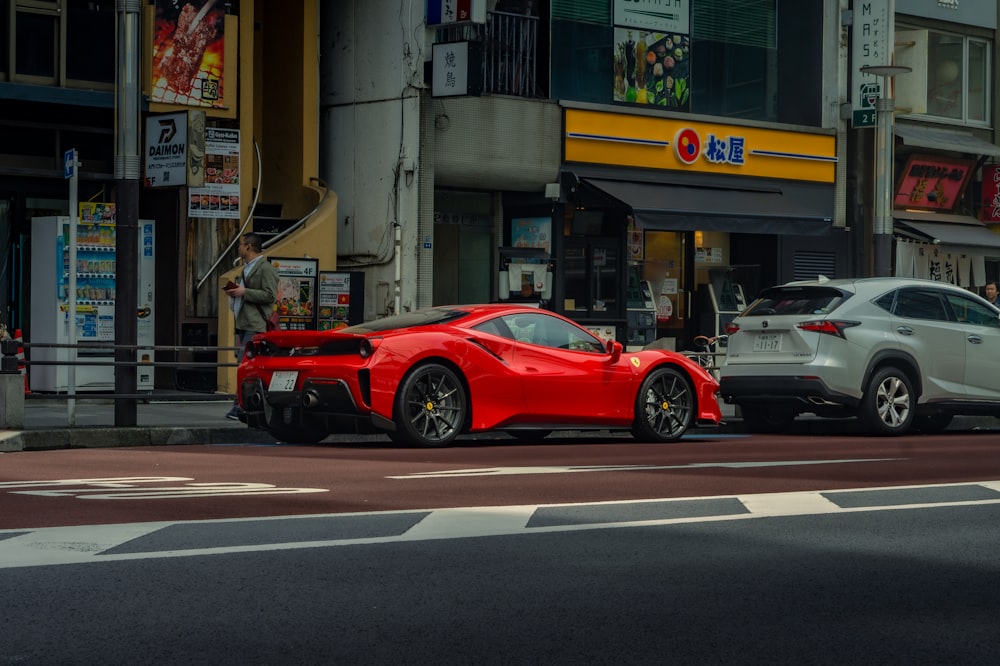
[237,304,722,446]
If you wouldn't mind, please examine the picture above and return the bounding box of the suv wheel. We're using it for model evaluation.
[741,407,795,434]
[860,367,914,436]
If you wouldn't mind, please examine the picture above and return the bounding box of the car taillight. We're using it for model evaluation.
[724,321,741,335]
[796,320,860,338]
[359,338,382,359]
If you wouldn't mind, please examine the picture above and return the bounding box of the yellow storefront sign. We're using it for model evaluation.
[565,108,836,184]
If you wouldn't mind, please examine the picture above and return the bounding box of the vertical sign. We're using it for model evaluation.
[851,0,892,128]
[187,128,240,219]
[982,165,1000,224]
[151,0,226,108]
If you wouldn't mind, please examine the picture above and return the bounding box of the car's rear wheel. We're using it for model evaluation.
[741,406,796,434]
[393,363,467,447]
[860,366,915,436]
[631,367,693,442]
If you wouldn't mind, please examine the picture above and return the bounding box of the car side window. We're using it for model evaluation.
[473,317,516,339]
[499,314,605,352]
[893,289,948,321]
[943,293,1000,327]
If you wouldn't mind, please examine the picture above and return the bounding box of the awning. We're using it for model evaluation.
[895,124,1000,158]
[580,177,834,236]
[894,212,1000,256]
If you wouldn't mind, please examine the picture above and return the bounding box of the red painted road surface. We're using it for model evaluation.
[3,431,1000,530]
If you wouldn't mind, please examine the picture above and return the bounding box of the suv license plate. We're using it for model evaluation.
[753,334,782,352]
[269,371,298,391]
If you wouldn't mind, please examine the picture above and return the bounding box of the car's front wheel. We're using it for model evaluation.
[631,367,693,442]
[860,366,915,436]
[393,363,467,447]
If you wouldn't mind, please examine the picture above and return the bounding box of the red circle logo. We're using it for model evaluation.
[674,128,701,165]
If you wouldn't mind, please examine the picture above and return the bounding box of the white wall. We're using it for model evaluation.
[320,0,426,319]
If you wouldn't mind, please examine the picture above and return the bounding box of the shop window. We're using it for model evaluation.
[563,239,621,319]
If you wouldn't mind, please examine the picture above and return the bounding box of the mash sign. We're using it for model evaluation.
[144,112,188,188]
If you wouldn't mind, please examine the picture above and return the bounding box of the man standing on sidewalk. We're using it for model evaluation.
[223,232,278,420]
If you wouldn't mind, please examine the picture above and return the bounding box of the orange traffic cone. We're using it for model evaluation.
[14,329,29,394]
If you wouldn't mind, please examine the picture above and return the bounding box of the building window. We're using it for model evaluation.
[899,28,991,125]
[7,0,114,88]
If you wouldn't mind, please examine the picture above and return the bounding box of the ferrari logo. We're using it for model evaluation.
[630,358,640,368]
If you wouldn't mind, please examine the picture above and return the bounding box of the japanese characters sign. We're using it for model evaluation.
[894,155,974,211]
[981,164,1000,223]
[851,0,891,128]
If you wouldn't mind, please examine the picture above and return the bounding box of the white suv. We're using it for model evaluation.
[719,277,1000,435]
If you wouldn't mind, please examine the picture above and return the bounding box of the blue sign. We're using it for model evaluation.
[64,150,75,179]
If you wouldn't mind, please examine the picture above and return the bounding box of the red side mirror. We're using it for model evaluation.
[607,339,623,363]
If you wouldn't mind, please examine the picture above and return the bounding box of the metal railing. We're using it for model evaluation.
[1,338,239,401]
[438,11,541,97]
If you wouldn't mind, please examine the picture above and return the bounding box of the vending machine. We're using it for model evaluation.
[29,215,155,392]
[317,271,365,330]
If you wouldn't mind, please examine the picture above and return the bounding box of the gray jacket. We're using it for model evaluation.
[234,257,279,333]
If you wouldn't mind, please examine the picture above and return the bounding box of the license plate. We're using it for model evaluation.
[268,371,298,392]
[752,334,782,352]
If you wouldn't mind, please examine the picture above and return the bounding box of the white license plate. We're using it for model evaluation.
[268,371,298,392]
[752,334,782,352]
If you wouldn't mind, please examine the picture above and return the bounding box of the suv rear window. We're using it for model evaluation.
[744,286,848,316]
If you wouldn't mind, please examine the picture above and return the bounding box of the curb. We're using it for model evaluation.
[0,426,278,453]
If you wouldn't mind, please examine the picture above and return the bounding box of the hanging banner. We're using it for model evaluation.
[982,164,1000,224]
[151,0,226,108]
[188,128,240,219]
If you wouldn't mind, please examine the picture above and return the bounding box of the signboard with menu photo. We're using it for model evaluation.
[188,128,240,219]
[270,257,317,331]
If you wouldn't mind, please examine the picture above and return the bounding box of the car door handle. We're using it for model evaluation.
[896,326,914,335]
[968,335,984,344]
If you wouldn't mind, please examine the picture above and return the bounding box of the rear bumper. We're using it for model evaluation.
[239,377,380,434]
[718,375,859,410]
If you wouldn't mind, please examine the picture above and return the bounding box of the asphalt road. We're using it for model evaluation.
[4,430,1000,663]
[3,500,1000,663]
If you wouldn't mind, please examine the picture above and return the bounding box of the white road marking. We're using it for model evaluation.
[386,458,903,479]
[1,479,998,570]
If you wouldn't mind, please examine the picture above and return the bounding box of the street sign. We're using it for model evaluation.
[850,0,891,129]
[64,149,75,179]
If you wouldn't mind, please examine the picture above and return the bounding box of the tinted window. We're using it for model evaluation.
[744,287,847,316]
[342,308,469,333]
[943,293,1000,328]
[893,290,947,321]
[500,313,605,352]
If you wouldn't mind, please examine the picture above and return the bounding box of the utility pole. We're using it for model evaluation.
[114,0,141,426]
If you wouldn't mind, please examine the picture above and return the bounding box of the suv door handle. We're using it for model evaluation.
[896,326,914,335]
[968,335,984,344]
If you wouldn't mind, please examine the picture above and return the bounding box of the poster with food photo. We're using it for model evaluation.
[188,128,240,219]
[151,0,226,108]
[613,28,690,110]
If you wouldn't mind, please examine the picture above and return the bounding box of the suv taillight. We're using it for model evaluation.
[796,320,860,339]
[724,321,741,335]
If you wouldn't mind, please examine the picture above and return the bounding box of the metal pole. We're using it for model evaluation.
[66,149,78,425]
[115,0,141,426]
[872,92,894,277]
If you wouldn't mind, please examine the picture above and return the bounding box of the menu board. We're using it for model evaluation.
[270,257,317,331]
[318,271,364,331]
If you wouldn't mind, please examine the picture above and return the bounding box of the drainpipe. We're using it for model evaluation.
[114,0,141,426]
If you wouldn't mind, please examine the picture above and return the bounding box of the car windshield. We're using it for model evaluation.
[341,308,470,333]
[744,286,848,316]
